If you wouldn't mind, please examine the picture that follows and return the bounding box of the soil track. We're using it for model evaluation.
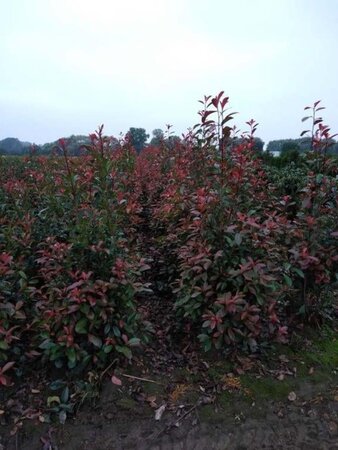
[1,379,338,449]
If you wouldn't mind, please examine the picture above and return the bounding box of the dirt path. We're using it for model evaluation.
[2,379,338,450]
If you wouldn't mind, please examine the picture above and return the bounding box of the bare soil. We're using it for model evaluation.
[1,376,338,450]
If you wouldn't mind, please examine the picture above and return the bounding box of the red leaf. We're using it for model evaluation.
[201,110,216,123]
[0,374,13,386]
[217,91,225,102]
[211,97,218,108]
[111,375,122,386]
[314,118,323,125]
[0,361,15,374]
[221,96,229,109]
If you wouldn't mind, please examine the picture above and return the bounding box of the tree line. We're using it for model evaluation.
[1,130,337,156]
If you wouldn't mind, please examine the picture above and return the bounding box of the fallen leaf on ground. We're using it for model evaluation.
[155,404,166,421]
[279,355,289,363]
[147,395,157,408]
[111,375,122,386]
[288,391,297,402]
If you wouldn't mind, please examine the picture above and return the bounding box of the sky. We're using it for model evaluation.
[1,0,338,145]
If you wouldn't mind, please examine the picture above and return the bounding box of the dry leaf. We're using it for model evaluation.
[328,421,338,434]
[155,404,166,421]
[169,384,188,403]
[222,375,241,391]
[288,391,297,402]
[147,395,157,408]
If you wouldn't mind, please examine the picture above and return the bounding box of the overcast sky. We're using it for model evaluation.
[1,0,337,145]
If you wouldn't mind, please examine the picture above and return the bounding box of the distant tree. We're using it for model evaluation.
[0,137,31,155]
[150,129,164,146]
[330,142,338,155]
[40,135,90,156]
[251,137,264,153]
[267,138,313,154]
[127,128,149,153]
[166,135,181,150]
[266,140,281,153]
[230,136,264,153]
[298,137,312,153]
[281,141,300,154]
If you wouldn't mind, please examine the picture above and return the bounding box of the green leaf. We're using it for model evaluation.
[292,268,305,279]
[198,333,209,342]
[234,233,242,246]
[284,262,292,271]
[66,347,76,364]
[116,345,132,359]
[49,380,66,391]
[67,359,77,369]
[316,174,323,184]
[47,396,60,407]
[39,339,53,350]
[103,345,113,354]
[204,340,212,352]
[0,340,9,350]
[61,386,69,404]
[128,337,140,347]
[75,318,88,334]
[19,278,26,289]
[298,305,306,315]
[112,326,121,337]
[88,334,102,348]
[283,275,293,287]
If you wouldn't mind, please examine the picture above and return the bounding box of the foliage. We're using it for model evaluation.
[0,137,31,155]
[281,141,300,153]
[0,127,148,387]
[127,127,149,153]
[267,137,338,156]
[150,129,164,146]
[1,93,337,395]
[40,135,91,156]
[148,92,338,352]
